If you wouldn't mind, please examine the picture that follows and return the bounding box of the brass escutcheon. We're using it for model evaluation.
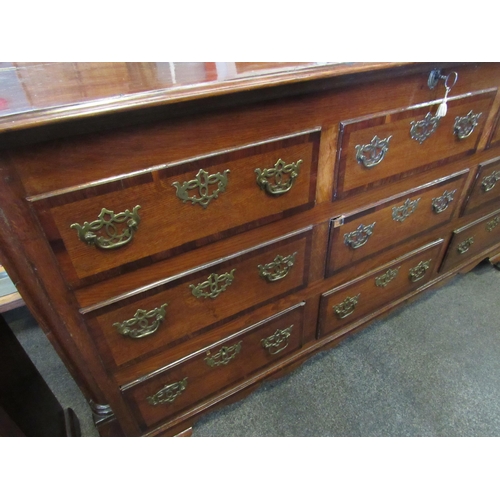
[355,135,392,168]
[258,252,297,282]
[392,198,420,222]
[486,216,500,232]
[70,205,141,250]
[172,168,229,209]
[255,158,302,196]
[261,325,293,355]
[410,112,441,144]
[432,189,457,214]
[454,110,482,140]
[113,304,168,339]
[146,378,188,406]
[344,222,376,249]
[333,293,360,319]
[481,171,500,192]
[457,237,474,254]
[190,269,235,299]
[409,260,431,283]
[205,341,242,367]
[375,267,400,288]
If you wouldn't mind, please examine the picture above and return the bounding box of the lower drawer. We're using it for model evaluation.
[318,239,443,339]
[440,208,500,273]
[121,302,305,431]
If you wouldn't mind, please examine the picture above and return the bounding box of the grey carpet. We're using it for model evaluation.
[4,260,500,437]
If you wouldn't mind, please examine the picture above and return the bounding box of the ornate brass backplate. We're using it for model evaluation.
[392,198,421,222]
[190,269,235,299]
[172,168,229,209]
[457,237,474,254]
[333,293,360,319]
[355,135,392,168]
[70,205,141,250]
[205,341,242,367]
[410,112,440,144]
[408,259,431,282]
[481,171,500,192]
[432,189,457,214]
[261,325,293,355]
[255,158,302,196]
[146,378,188,406]
[486,216,500,232]
[454,110,482,140]
[113,304,168,339]
[375,267,400,287]
[258,252,297,282]
[344,222,376,249]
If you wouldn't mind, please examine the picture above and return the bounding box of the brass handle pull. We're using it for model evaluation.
[409,260,432,282]
[486,216,500,232]
[481,171,500,192]
[261,325,293,355]
[344,222,376,249]
[190,269,235,299]
[375,267,400,288]
[410,112,441,144]
[205,341,242,367]
[113,304,167,339]
[70,205,141,250]
[454,111,482,140]
[432,189,457,214]
[457,237,474,254]
[255,158,302,196]
[333,293,360,319]
[147,378,187,406]
[258,252,297,282]
[392,198,421,222]
[172,168,229,209]
[355,135,392,168]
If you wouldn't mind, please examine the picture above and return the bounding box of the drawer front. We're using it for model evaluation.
[462,156,500,216]
[335,91,494,199]
[487,109,500,150]
[440,209,500,273]
[122,302,305,430]
[85,227,311,369]
[319,240,443,339]
[326,170,468,276]
[31,130,319,286]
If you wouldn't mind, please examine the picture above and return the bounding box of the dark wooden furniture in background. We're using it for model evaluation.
[1,62,500,437]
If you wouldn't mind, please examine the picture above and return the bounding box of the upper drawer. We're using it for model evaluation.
[462,156,500,216]
[326,169,468,276]
[30,129,320,286]
[83,227,312,370]
[334,90,495,199]
[439,208,500,274]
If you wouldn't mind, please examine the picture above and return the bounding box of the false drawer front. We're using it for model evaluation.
[335,90,495,199]
[326,170,468,276]
[121,302,305,431]
[462,156,500,216]
[319,239,443,339]
[31,129,319,286]
[439,209,500,274]
[84,227,311,369]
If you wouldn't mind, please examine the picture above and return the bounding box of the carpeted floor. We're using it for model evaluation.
[4,260,500,437]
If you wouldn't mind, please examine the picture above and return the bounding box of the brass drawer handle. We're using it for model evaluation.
[410,112,440,144]
[147,378,187,406]
[454,110,482,140]
[172,168,229,209]
[344,222,376,249]
[355,135,392,168]
[258,252,297,282]
[375,267,400,288]
[255,158,302,196]
[392,198,420,222]
[486,216,500,232]
[432,189,457,214]
[481,171,500,192]
[457,237,474,254]
[113,304,168,339]
[205,341,242,367]
[261,325,293,355]
[190,269,235,299]
[70,205,141,250]
[333,293,360,319]
[409,259,432,282]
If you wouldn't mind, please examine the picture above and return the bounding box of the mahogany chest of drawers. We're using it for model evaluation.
[1,62,500,436]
